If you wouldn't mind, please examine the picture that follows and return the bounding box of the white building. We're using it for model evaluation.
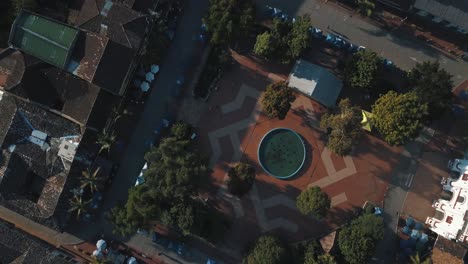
[426,159,468,242]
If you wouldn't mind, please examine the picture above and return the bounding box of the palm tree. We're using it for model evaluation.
[97,129,116,154]
[409,253,431,264]
[68,195,91,220]
[80,167,101,193]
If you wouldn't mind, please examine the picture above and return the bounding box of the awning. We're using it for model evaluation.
[96,239,107,251]
[140,81,150,92]
[361,110,373,132]
[145,72,155,82]
[151,65,160,74]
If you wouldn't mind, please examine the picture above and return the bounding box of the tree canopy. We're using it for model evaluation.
[109,132,211,237]
[320,99,362,156]
[227,162,256,197]
[246,235,288,264]
[345,49,382,90]
[203,0,255,46]
[372,91,428,145]
[338,214,384,264]
[357,0,375,17]
[296,186,331,218]
[408,61,453,117]
[254,16,311,63]
[261,82,296,120]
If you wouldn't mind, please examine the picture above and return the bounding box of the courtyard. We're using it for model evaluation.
[179,55,403,254]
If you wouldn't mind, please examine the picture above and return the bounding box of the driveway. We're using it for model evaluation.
[256,0,468,86]
[69,0,212,262]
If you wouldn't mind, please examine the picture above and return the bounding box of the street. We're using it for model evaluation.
[256,0,468,86]
[69,0,212,262]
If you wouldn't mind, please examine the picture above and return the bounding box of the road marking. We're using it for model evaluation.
[405,173,414,188]
[409,57,418,62]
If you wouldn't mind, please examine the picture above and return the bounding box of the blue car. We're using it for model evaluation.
[383,58,394,67]
[326,33,336,44]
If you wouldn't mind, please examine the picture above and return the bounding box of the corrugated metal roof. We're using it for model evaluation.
[414,0,468,32]
[9,11,79,69]
[288,60,343,107]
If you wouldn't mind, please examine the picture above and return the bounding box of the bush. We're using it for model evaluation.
[171,121,192,140]
[246,235,288,264]
[227,162,256,197]
[261,82,296,120]
[296,186,331,218]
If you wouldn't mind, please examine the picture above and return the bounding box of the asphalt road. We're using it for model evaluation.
[71,0,211,262]
[256,0,468,86]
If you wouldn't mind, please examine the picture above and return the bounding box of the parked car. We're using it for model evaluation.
[310,27,323,39]
[383,58,394,67]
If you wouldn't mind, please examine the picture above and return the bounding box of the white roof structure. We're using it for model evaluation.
[426,159,468,242]
[288,59,343,107]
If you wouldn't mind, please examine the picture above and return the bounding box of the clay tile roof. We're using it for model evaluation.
[432,237,467,264]
[0,49,25,91]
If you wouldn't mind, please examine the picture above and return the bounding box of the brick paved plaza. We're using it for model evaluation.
[189,59,403,253]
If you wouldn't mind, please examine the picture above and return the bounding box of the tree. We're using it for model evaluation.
[345,49,382,91]
[170,201,196,235]
[357,0,375,17]
[80,167,102,193]
[203,0,255,46]
[372,91,428,145]
[254,32,275,58]
[320,99,362,156]
[171,121,192,140]
[144,137,208,198]
[108,204,139,236]
[286,15,312,62]
[97,129,116,154]
[296,186,331,218]
[261,82,296,120]
[338,214,384,264]
[227,162,256,197]
[68,195,91,220]
[246,235,288,264]
[409,61,453,117]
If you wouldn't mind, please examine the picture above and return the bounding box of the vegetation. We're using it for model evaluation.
[356,0,375,17]
[338,214,384,264]
[245,235,288,264]
[68,195,91,220]
[409,253,431,264]
[108,127,226,240]
[203,0,255,46]
[97,129,116,154]
[261,82,296,120]
[80,167,102,193]
[227,162,256,197]
[254,16,312,63]
[345,49,382,91]
[194,46,231,98]
[296,186,331,218]
[372,91,428,145]
[320,99,362,156]
[171,121,192,140]
[409,61,453,118]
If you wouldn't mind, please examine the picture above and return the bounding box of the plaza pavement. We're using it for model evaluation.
[256,0,468,86]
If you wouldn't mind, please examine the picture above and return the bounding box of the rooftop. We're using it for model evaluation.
[0,219,78,263]
[288,59,343,108]
[426,158,468,243]
[0,92,82,221]
[432,236,467,264]
[9,11,79,69]
[68,0,149,49]
[414,0,468,33]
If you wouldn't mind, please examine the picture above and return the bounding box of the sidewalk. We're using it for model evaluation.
[372,128,434,263]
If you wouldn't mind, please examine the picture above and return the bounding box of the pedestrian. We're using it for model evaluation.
[327,25,330,29]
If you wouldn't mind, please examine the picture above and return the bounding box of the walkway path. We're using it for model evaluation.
[256,0,468,86]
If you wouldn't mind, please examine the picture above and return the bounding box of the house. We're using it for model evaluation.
[426,158,468,243]
[288,59,343,108]
[8,10,138,96]
[431,236,467,264]
[0,219,83,263]
[412,0,468,35]
[0,91,87,228]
